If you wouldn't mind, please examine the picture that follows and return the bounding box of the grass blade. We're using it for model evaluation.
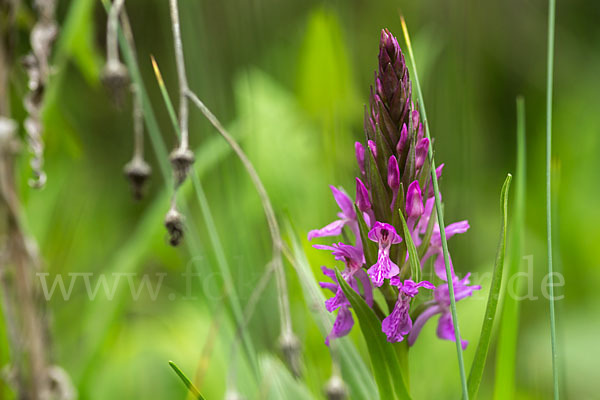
[467,174,512,398]
[400,16,468,399]
[545,0,559,398]
[168,361,205,400]
[493,97,527,398]
[335,269,411,400]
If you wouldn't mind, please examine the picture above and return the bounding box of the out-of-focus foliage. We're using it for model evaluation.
[2,0,598,399]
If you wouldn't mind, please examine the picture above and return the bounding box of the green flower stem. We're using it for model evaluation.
[400,16,468,399]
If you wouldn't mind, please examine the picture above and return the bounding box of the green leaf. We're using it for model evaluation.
[168,361,205,400]
[467,174,512,398]
[335,269,411,400]
[398,211,421,283]
[493,97,527,399]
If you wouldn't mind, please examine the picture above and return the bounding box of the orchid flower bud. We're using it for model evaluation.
[355,142,366,177]
[406,180,424,218]
[415,138,429,170]
[355,177,371,212]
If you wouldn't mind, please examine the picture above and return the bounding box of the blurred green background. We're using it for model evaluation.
[2,0,599,399]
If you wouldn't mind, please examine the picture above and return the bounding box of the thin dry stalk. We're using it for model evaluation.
[22,0,59,189]
[166,0,296,378]
[0,4,74,398]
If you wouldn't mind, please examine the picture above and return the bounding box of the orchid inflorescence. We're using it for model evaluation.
[309,29,480,348]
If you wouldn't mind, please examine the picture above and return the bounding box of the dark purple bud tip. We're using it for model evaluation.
[380,28,400,57]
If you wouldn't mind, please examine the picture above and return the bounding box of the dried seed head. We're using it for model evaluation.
[164,208,184,246]
[169,147,195,186]
[324,375,348,400]
[123,158,151,200]
[101,60,129,105]
[278,332,302,378]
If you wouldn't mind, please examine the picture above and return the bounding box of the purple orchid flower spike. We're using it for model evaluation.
[308,186,358,241]
[387,156,400,211]
[367,222,402,287]
[382,277,434,342]
[408,273,480,349]
[310,28,480,350]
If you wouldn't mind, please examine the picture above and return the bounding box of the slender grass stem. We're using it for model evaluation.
[545,0,559,398]
[106,0,125,64]
[168,0,189,150]
[400,16,468,399]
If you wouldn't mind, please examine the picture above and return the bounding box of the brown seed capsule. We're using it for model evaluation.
[123,158,151,200]
[169,147,195,186]
[101,60,129,105]
[164,208,184,246]
[278,332,302,378]
[324,375,348,400]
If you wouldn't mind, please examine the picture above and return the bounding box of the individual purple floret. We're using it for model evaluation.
[316,243,373,345]
[408,274,481,349]
[382,278,434,342]
[367,222,402,287]
[308,186,358,241]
